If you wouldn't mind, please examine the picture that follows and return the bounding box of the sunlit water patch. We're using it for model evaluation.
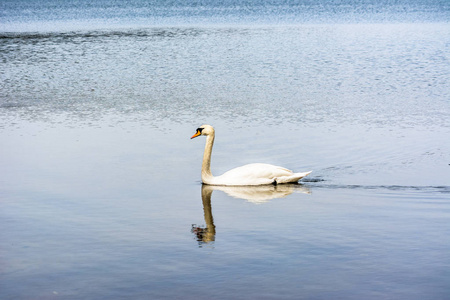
[1,24,449,127]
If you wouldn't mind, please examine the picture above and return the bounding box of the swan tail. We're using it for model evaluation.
[275,171,312,184]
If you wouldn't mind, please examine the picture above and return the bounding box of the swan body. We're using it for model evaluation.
[191,125,311,186]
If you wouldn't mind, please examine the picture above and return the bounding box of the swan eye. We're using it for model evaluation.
[196,128,204,134]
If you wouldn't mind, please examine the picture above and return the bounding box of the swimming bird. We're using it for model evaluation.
[191,125,311,186]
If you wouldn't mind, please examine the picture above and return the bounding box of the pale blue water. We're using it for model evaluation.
[1,0,449,32]
[1,1,450,299]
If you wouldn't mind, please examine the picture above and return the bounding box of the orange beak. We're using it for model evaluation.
[191,131,201,139]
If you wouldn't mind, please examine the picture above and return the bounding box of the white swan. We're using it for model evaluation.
[191,125,311,186]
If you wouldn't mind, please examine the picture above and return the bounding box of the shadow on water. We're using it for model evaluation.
[303,178,450,194]
[191,184,311,246]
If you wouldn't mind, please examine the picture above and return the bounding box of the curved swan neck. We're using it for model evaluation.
[201,133,215,182]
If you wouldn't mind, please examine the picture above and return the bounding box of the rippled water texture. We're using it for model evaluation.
[1,23,449,185]
[1,1,450,299]
[1,0,449,31]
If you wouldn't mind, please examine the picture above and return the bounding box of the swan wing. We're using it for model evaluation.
[275,171,312,184]
[211,163,310,186]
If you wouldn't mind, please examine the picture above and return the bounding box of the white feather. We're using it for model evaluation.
[191,125,311,186]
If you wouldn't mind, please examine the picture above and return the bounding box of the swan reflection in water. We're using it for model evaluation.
[191,185,216,245]
[191,184,311,245]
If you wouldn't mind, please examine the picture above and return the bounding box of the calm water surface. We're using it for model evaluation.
[1,1,450,299]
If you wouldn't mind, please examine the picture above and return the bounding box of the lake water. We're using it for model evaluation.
[1,1,450,299]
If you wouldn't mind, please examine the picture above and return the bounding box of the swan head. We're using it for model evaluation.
[191,124,214,139]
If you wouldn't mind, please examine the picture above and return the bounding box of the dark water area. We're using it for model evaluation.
[1,1,450,299]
